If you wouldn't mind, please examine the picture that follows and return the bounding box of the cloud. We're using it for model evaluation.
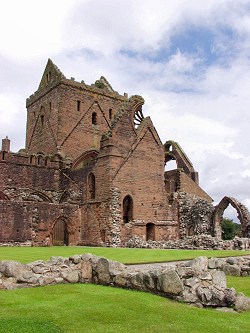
[1,0,250,218]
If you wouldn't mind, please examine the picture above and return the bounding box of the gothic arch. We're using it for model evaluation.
[29,191,52,203]
[164,140,195,177]
[213,196,250,239]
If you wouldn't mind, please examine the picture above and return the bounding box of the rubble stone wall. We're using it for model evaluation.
[0,254,250,312]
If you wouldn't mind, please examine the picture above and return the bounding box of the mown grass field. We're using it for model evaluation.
[0,246,249,264]
[0,247,249,333]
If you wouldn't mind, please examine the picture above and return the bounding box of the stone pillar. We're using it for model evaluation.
[1,136,10,152]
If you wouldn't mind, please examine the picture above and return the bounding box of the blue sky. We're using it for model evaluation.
[1,0,250,220]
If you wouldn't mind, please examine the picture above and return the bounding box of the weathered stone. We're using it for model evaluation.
[187,257,208,272]
[62,271,79,283]
[108,260,126,276]
[32,266,50,274]
[69,255,82,264]
[223,288,236,306]
[200,271,212,280]
[210,270,227,288]
[1,261,30,278]
[95,258,110,284]
[16,271,39,284]
[157,269,184,295]
[182,289,199,303]
[184,277,199,287]
[38,276,56,285]
[226,257,238,265]
[114,272,128,287]
[80,261,92,279]
[176,266,196,278]
[235,292,250,312]
[223,264,241,276]
[197,286,213,302]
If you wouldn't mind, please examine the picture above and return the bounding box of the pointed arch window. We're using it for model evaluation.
[92,112,97,125]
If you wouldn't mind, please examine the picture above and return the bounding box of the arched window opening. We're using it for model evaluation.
[37,156,42,166]
[2,152,5,160]
[188,225,194,236]
[165,143,173,152]
[221,204,241,240]
[92,112,97,125]
[29,155,34,164]
[146,223,155,241]
[41,115,44,127]
[88,173,96,199]
[164,159,178,172]
[123,195,133,223]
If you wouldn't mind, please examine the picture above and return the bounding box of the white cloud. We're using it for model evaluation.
[1,0,250,214]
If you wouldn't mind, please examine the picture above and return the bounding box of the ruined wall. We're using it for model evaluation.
[178,192,215,239]
[26,63,127,161]
[0,201,81,245]
[179,172,212,202]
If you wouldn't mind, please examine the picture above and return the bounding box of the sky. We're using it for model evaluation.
[1,0,250,220]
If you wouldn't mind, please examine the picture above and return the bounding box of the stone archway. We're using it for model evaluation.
[213,196,250,239]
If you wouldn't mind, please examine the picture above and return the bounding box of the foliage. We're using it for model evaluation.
[0,283,250,333]
[0,246,250,264]
[221,218,242,240]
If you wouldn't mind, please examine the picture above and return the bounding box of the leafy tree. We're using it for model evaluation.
[221,218,241,240]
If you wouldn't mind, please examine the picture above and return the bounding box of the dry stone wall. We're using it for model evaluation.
[0,254,250,311]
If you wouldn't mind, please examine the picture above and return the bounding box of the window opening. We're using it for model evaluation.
[92,112,97,125]
[77,100,81,111]
[88,173,96,199]
[123,195,133,223]
[109,109,112,119]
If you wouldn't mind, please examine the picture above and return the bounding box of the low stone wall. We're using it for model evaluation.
[0,254,250,312]
[0,241,33,247]
[126,235,250,250]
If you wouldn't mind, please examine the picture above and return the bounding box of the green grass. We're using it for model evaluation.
[0,246,249,264]
[0,248,250,332]
[0,284,250,333]
[227,276,250,297]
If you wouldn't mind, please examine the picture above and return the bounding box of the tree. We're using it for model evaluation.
[221,218,241,240]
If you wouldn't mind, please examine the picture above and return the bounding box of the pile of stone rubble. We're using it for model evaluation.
[0,253,250,312]
[126,235,250,250]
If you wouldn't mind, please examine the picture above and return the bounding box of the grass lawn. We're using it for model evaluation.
[0,246,249,264]
[0,283,250,333]
[0,247,250,332]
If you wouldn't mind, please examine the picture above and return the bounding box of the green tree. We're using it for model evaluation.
[221,218,241,240]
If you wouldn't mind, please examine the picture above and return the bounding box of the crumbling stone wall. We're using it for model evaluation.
[178,192,214,238]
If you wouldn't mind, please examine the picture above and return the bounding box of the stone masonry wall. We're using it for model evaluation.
[178,192,214,238]
[1,254,250,311]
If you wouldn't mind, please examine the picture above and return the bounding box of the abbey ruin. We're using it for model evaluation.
[0,59,249,247]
